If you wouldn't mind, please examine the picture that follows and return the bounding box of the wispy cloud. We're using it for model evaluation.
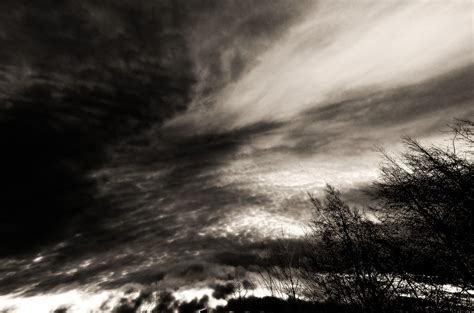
[168,0,472,132]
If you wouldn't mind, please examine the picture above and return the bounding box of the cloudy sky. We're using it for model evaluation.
[0,0,473,311]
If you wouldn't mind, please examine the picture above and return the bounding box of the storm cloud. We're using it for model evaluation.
[0,0,472,311]
[0,0,308,251]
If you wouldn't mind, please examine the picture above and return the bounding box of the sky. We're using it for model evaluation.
[0,0,473,312]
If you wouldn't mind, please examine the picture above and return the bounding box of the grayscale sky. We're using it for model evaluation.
[0,0,472,311]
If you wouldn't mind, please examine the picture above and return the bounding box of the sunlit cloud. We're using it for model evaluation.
[0,290,119,313]
[167,0,472,132]
[202,206,308,239]
[173,287,227,308]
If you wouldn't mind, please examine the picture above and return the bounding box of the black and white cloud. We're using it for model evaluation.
[0,0,472,311]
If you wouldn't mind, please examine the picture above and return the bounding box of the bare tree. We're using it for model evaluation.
[303,186,398,312]
[304,120,473,311]
[370,119,473,311]
[230,266,254,300]
[450,119,474,152]
[257,235,304,311]
[375,128,473,286]
[256,119,473,312]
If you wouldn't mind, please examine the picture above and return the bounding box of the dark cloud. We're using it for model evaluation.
[303,66,473,128]
[177,295,208,313]
[0,0,304,257]
[0,118,285,295]
[153,290,177,313]
[281,65,474,156]
[0,0,309,298]
[180,0,313,99]
[338,184,378,209]
[0,0,195,254]
[212,282,235,300]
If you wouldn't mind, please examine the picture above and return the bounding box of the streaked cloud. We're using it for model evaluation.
[0,1,472,311]
[168,0,472,132]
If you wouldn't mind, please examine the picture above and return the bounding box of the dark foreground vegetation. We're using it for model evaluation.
[254,119,473,313]
[109,120,472,313]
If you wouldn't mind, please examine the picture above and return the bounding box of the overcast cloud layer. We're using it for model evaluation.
[0,0,473,311]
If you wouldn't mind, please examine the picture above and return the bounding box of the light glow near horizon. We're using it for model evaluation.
[0,287,248,312]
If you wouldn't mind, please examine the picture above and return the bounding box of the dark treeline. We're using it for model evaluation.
[254,119,473,313]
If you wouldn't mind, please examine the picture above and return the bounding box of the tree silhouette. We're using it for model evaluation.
[375,124,473,285]
[257,119,473,312]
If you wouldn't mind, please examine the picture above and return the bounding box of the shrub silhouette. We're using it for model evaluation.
[258,119,473,312]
